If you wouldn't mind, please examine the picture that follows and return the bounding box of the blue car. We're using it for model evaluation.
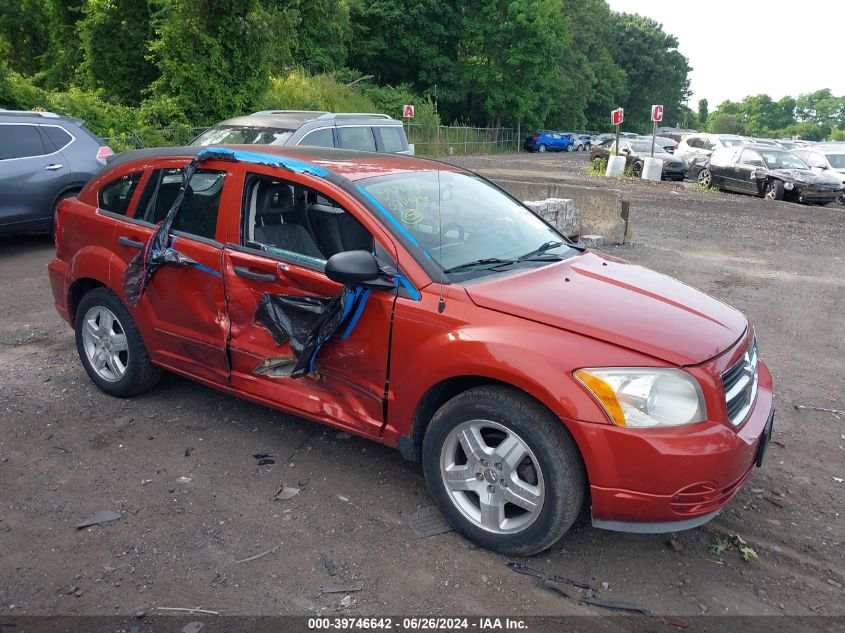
[524,131,574,153]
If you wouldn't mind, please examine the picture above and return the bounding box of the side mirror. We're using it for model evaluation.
[325,250,394,288]
[621,148,630,155]
[814,164,828,170]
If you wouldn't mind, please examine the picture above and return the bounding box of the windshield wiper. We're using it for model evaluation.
[443,257,516,273]
[518,240,582,260]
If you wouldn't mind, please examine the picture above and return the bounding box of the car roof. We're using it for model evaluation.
[106,145,465,182]
[0,110,84,126]
[742,144,791,153]
[210,110,401,129]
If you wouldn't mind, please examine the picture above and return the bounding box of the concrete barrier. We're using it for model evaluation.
[494,179,629,245]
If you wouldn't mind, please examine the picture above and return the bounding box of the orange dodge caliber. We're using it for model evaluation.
[49,146,774,555]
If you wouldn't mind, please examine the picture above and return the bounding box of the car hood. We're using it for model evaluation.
[768,168,843,187]
[464,251,747,366]
[633,151,684,165]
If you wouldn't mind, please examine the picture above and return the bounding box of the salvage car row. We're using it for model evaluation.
[589,133,845,205]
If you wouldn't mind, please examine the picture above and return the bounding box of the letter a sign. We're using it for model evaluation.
[651,104,664,122]
[403,104,415,118]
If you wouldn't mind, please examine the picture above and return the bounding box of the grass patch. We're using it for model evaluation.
[586,156,607,175]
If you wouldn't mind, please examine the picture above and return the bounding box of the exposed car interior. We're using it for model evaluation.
[136,168,225,240]
[242,174,373,262]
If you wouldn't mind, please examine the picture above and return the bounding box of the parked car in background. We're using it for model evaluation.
[572,134,593,151]
[793,145,845,202]
[688,145,845,203]
[0,110,112,236]
[641,135,677,154]
[190,110,413,155]
[524,131,574,152]
[590,138,687,180]
[49,144,774,555]
[675,133,751,164]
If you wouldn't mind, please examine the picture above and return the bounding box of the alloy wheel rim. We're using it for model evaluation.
[765,182,776,199]
[81,306,129,382]
[698,170,711,187]
[440,419,545,534]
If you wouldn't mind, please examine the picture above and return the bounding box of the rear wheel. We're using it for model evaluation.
[538,144,547,153]
[75,288,162,397]
[632,161,643,178]
[764,179,784,200]
[422,386,585,556]
[697,168,712,188]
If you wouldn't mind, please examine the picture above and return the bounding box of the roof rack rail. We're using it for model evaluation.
[249,109,329,116]
[0,109,61,118]
[316,112,393,120]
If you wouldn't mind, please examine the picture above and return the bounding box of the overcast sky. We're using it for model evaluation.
[605,0,845,107]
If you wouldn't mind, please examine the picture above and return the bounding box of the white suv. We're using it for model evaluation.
[675,133,752,164]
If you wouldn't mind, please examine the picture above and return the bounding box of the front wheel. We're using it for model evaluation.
[75,288,162,397]
[422,386,585,556]
[538,144,547,153]
[764,179,784,200]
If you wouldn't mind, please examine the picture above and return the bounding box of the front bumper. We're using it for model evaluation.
[793,185,844,203]
[566,360,774,531]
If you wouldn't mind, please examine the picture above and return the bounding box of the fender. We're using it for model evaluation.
[66,246,117,320]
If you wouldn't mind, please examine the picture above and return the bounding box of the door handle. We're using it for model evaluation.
[118,236,145,249]
[234,266,277,282]
[45,164,64,171]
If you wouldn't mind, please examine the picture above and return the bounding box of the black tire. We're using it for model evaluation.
[422,386,585,556]
[74,287,162,398]
[632,161,643,178]
[764,179,785,201]
[697,168,712,188]
[538,144,547,153]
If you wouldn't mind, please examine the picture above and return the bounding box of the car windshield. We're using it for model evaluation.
[761,151,809,170]
[722,138,749,147]
[630,140,668,154]
[825,154,845,169]
[192,125,295,146]
[359,171,577,278]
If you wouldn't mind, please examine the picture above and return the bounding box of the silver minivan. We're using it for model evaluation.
[190,110,413,155]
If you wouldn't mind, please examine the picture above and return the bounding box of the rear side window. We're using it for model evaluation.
[375,127,406,152]
[41,125,73,151]
[337,126,377,151]
[98,172,142,215]
[0,124,46,159]
[299,128,335,148]
[135,168,226,240]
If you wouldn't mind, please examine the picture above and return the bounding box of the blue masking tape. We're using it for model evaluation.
[199,147,330,177]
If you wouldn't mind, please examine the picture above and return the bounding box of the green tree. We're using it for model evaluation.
[78,0,158,105]
[607,13,691,131]
[40,0,87,89]
[455,0,569,129]
[147,0,272,125]
[0,0,49,76]
[697,98,708,127]
[709,112,743,134]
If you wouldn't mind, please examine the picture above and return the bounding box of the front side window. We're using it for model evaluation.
[98,172,142,215]
[191,125,295,146]
[337,126,377,152]
[739,150,765,167]
[242,173,373,264]
[0,124,46,159]
[135,168,225,240]
[360,171,577,279]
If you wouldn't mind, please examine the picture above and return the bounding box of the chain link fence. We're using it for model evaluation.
[105,124,521,156]
[406,123,520,156]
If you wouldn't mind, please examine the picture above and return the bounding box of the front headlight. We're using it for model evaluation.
[574,368,707,428]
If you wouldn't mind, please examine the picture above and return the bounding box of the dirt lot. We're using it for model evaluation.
[1,151,843,620]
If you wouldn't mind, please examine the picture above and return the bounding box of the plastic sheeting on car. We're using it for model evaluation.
[123,147,331,306]
[123,155,204,306]
[254,286,372,379]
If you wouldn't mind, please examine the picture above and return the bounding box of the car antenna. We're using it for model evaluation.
[437,170,446,314]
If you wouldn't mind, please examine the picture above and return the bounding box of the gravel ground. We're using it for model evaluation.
[0,151,843,620]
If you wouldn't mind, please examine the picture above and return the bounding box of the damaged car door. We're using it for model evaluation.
[111,160,235,384]
[222,167,399,437]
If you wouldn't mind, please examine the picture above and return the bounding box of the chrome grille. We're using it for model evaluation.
[722,336,758,426]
